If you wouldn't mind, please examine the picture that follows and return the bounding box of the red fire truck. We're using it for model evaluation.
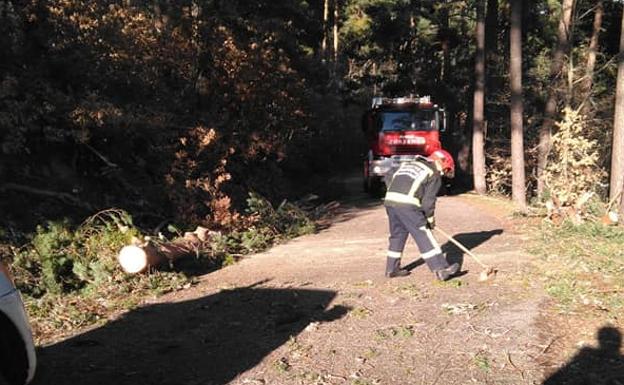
[361,95,448,195]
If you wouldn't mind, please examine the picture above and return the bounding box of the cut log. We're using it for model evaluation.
[118,226,211,274]
[118,243,164,274]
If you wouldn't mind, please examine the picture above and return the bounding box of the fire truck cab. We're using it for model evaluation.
[361,95,448,196]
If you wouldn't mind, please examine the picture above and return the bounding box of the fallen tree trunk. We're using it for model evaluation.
[118,226,210,274]
[0,183,94,211]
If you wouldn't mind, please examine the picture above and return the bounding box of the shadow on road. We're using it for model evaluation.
[399,230,503,274]
[542,326,624,384]
[441,229,504,268]
[32,282,350,385]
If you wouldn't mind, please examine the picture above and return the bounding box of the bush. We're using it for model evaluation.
[246,192,316,238]
[543,108,606,207]
[6,209,202,342]
[6,196,317,342]
[207,192,317,261]
[11,209,139,297]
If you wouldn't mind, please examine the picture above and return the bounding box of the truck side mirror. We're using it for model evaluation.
[439,109,447,133]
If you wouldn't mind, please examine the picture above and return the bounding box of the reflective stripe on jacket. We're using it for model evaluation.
[383,158,442,219]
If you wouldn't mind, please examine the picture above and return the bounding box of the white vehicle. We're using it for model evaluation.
[0,262,36,384]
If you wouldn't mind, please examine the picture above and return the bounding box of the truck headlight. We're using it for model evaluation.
[372,165,391,175]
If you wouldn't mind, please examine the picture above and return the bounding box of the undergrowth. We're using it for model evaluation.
[529,220,624,316]
[1,193,317,343]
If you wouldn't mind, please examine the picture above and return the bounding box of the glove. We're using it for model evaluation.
[427,216,435,230]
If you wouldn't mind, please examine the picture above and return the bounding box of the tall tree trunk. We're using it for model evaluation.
[510,0,526,210]
[619,181,624,217]
[620,185,624,220]
[330,0,340,81]
[472,1,487,195]
[190,1,203,108]
[372,62,378,94]
[584,1,603,99]
[439,0,450,83]
[333,0,339,64]
[611,7,624,213]
[321,0,329,62]
[566,4,576,107]
[537,0,575,197]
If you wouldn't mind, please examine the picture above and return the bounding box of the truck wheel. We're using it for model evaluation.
[0,312,29,385]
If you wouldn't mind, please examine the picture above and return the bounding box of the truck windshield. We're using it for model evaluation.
[378,111,435,132]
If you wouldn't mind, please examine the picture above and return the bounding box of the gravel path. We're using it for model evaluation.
[34,179,548,385]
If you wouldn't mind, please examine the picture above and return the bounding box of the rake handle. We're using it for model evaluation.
[434,227,490,269]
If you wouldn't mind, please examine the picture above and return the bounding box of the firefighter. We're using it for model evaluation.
[383,150,460,281]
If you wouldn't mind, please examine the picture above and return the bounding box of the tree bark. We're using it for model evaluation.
[439,0,450,83]
[333,0,339,64]
[472,0,487,195]
[372,62,378,94]
[537,0,575,197]
[620,178,624,216]
[583,1,603,99]
[0,183,94,211]
[510,0,526,211]
[611,7,624,214]
[322,0,329,62]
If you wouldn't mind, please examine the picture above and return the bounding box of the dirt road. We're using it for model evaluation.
[33,177,549,384]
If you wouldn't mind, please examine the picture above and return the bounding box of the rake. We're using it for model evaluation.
[434,227,497,282]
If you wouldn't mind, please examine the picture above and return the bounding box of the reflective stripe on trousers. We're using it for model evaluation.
[386,206,444,269]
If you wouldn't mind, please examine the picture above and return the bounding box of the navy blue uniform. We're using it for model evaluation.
[383,157,454,276]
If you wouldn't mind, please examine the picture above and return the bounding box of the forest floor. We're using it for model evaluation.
[31,175,623,385]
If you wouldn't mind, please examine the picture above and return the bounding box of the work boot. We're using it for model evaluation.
[423,253,446,272]
[435,263,460,281]
[385,257,410,278]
